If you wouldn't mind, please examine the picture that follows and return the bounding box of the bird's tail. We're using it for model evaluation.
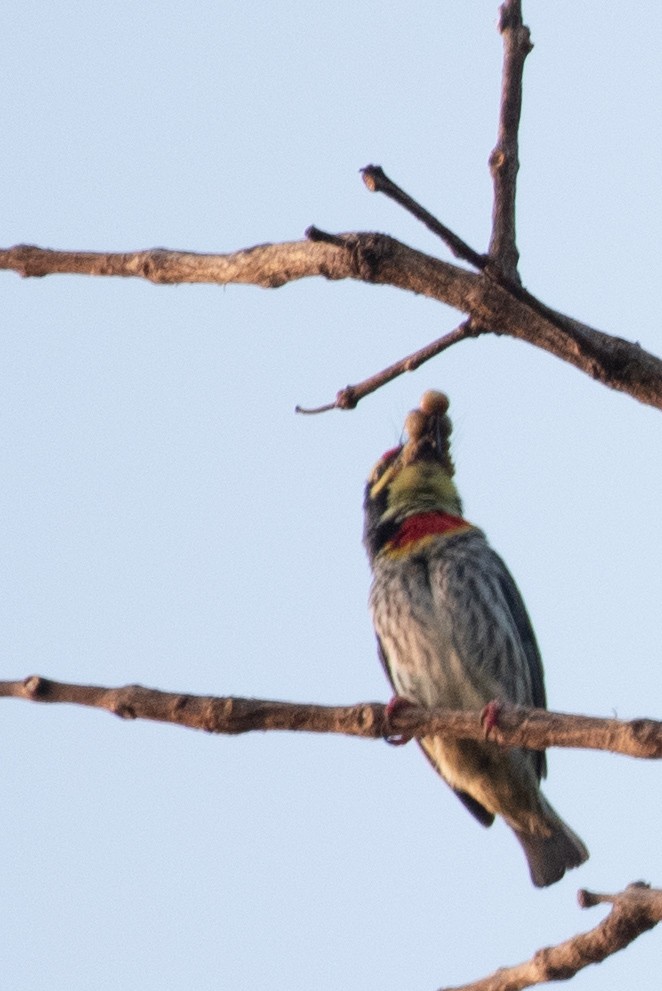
[514,800,589,888]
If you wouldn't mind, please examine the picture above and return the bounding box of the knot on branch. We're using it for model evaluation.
[306,226,394,283]
[205,696,238,733]
[628,719,662,757]
[13,245,49,278]
[350,233,396,282]
[115,702,137,720]
[532,947,576,982]
[334,385,359,410]
[137,249,180,284]
[23,674,50,698]
[498,2,533,53]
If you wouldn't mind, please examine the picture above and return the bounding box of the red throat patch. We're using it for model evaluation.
[385,511,472,552]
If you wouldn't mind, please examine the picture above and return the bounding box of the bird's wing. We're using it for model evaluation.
[440,537,548,781]
[492,556,547,781]
[492,553,547,710]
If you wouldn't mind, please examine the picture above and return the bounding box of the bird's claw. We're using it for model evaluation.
[384,695,415,746]
[480,699,503,737]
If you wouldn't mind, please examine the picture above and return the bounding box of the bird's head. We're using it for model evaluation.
[363,390,463,562]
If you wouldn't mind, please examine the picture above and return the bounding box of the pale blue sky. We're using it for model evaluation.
[2,3,661,989]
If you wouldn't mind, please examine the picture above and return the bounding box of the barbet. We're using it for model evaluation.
[363,391,588,887]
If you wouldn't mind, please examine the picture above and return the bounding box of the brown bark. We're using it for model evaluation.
[2,5,660,987]
[488,0,532,280]
[441,884,662,991]
[2,677,662,760]
[2,236,661,412]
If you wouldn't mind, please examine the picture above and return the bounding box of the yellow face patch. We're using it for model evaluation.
[385,462,461,516]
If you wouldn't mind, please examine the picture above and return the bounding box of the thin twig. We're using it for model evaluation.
[488,0,533,281]
[361,165,488,270]
[359,165,578,332]
[440,883,662,991]
[296,320,482,414]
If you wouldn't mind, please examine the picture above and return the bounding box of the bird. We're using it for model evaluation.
[363,389,588,887]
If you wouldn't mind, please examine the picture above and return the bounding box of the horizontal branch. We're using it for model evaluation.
[2,677,662,760]
[2,237,660,411]
[0,240,350,289]
[443,882,662,991]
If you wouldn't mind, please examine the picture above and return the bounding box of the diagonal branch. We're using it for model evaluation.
[360,166,488,270]
[3,677,662,760]
[488,0,533,280]
[363,4,532,284]
[441,883,662,991]
[357,168,575,333]
[296,320,483,413]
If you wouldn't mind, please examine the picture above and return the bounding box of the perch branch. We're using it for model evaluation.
[488,0,533,280]
[441,883,662,991]
[3,678,662,759]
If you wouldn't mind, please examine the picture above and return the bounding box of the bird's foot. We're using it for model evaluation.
[384,696,415,746]
[480,699,502,737]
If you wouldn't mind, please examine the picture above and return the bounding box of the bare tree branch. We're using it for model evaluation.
[3,236,659,411]
[1,5,658,431]
[441,883,662,991]
[360,165,487,270]
[296,320,482,413]
[488,0,532,280]
[360,4,532,284]
[0,240,348,288]
[357,167,592,339]
[3,677,662,760]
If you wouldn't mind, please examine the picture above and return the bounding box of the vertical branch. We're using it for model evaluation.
[488,0,533,282]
